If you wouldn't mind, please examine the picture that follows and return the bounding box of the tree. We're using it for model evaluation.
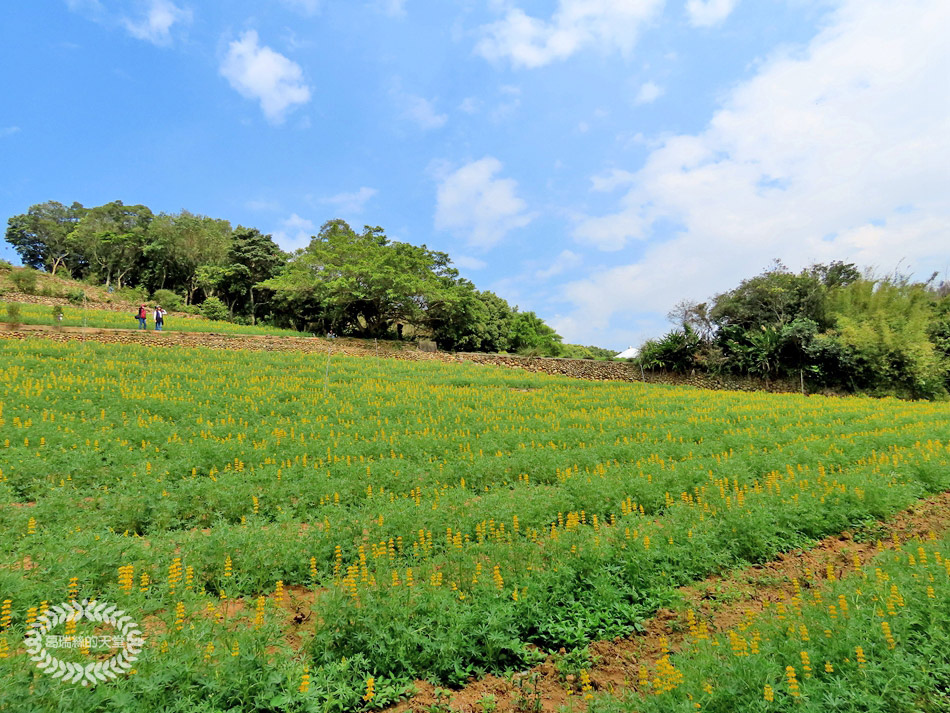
[667,299,715,341]
[218,227,284,322]
[71,201,153,288]
[4,201,86,275]
[427,284,516,353]
[508,310,564,356]
[710,260,829,332]
[145,211,232,303]
[260,220,457,336]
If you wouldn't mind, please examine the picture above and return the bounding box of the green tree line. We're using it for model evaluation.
[638,260,950,399]
[4,200,578,356]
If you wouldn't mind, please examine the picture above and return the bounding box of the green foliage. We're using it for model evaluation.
[151,288,183,311]
[638,326,701,372]
[5,302,22,326]
[8,268,38,294]
[828,279,945,398]
[65,287,86,305]
[590,533,950,713]
[261,220,458,337]
[3,199,577,356]
[4,200,86,274]
[114,285,148,303]
[200,296,229,321]
[509,310,564,356]
[644,261,949,398]
[561,344,618,360]
[1,339,949,711]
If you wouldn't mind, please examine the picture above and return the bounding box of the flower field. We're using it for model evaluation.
[1,300,307,337]
[1,336,950,712]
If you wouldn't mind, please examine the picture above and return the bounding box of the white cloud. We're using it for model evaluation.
[246,199,281,211]
[122,0,191,45]
[453,255,488,270]
[0,126,21,138]
[535,250,582,279]
[376,0,406,17]
[320,187,378,214]
[434,157,535,248]
[220,30,312,124]
[280,0,320,15]
[459,97,481,114]
[686,0,739,27]
[402,95,447,130]
[65,0,104,15]
[635,80,664,104]
[476,0,665,69]
[590,168,637,192]
[564,0,950,346]
[272,213,315,251]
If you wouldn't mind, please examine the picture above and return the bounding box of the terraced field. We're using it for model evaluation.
[1,336,949,712]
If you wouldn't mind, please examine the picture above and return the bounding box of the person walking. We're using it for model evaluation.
[136,304,148,330]
[154,305,166,331]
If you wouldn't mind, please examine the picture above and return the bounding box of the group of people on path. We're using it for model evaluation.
[136,304,167,331]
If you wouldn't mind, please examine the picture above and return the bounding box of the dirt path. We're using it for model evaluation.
[384,491,950,713]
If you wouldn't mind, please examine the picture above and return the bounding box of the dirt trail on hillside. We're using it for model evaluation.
[383,491,950,713]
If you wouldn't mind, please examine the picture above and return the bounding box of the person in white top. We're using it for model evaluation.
[153,305,167,331]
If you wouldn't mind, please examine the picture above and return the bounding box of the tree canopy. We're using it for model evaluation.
[640,261,950,399]
[4,201,570,355]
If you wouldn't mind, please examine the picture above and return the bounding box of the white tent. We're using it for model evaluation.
[615,346,639,359]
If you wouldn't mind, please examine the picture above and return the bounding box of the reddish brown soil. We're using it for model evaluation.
[383,491,950,713]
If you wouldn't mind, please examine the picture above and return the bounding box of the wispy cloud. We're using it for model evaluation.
[122,0,192,46]
[271,213,315,251]
[0,126,21,138]
[535,250,581,279]
[686,0,740,27]
[220,30,312,124]
[246,199,281,211]
[434,157,535,248]
[400,93,447,130]
[453,255,488,270]
[375,0,406,17]
[476,0,665,69]
[320,187,378,214]
[279,0,321,16]
[635,80,664,104]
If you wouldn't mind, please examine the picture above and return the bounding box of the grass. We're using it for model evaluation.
[0,336,949,712]
[588,533,950,712]
[0,300,309,337]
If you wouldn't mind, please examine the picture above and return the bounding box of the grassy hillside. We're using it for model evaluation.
[1,336,949,712]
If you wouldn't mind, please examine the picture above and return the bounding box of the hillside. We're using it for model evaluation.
[1,335,949,712]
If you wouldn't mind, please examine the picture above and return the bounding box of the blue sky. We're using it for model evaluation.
[2,0,948,350]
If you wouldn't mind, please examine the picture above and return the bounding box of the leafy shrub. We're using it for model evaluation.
[152,289,183,311]
[39,285,64,298]
[200,296,229,321]
[51,304,64,328]
[0,259,12,272]
[5,303,21,327]
[638,326,702,372]
[9,268,38,294]
[66,288,86,305]
[115,286,148,303]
